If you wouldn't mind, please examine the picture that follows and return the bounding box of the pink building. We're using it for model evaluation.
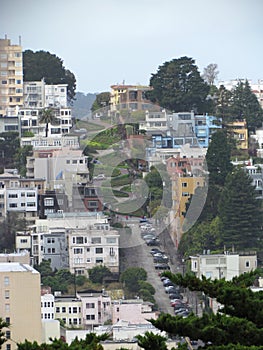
[112,299,158,324]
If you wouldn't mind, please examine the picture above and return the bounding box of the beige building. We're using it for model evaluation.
[0,263,42,349]
[0,37,23,118]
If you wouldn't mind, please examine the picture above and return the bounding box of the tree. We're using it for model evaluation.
[0,318,8,349]
[88,265,112,284]
[0,132,20,169]
[218,168,262,250]
[0,212,27,252]
[230,80,263,131]
[215,85,233,121]
[23,50,76,104]
[150,270,263,349]
[120,267,147,293]
[91,92,111,112]
[38,108,58,137]
[202,63,219,85]
[147,56,210,113]
[136,332,169,350]
[206,129,233,187]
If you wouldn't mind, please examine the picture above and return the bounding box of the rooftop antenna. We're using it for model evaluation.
[19,35,21,46]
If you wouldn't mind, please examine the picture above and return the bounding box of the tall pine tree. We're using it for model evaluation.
[218,167,262,250]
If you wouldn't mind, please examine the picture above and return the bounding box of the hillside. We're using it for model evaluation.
[71,91,97,119]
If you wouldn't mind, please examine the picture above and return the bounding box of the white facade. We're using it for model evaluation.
[31,213,119,274]
[23,81,67,109]
[7,187,38,213]
[139,110,167,132]
[21,135,80,149]
[19,106,72,137]
[68,225,119,276]
[191,252,257,281]
[45,84,68,108]
[41,293,55,320]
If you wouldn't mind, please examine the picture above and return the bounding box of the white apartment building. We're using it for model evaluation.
[31,212,119,274]
[190,251,257,281]
[68,225,119,276]
[23,80,68,109]
[139,110,167,132]
[19,106,72,137]
[6,187,38,225]
[0,37,23,118]
[41,293,55,321]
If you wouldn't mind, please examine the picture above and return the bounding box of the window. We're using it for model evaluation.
[96,247,103,254]
[8,193,17,198]
[5,317,10,325]
[86,315,95,320]
[6,331,10,339]
[88,201,99,208]
[86,303,95,308]
[27,192,35,197]
[44,198,54,206]
[5,290,9,299]
[27,202,35,207]
[9,203,17,208]
[96,258,103,264]
[182,183,187,187]
[4,277,9,286]
[73,318,78,325]
[62,307,66,313]
[245,261,250,268]
[76,237,84,244]
[106,237,116,244]
[5,304,10,312]
[74,248,83,254]
[56,307,60,313]
[6,344,11,350]
[73,307,78,313]
[91,237,101,244]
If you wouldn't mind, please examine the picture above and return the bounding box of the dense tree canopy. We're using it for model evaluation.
[23,50,76,103]
[150,270,263,349]
[206,129,233,187]
[120,267,147,293]
[218,168,262,250]
[147,56,210,113]
[91,92,111,112]
[88,265,112,284]
[230,80,263,131]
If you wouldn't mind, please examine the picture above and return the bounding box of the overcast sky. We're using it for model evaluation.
[1,0,262,93]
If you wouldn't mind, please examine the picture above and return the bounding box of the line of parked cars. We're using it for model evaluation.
[160,275,191,317]
[140,220,161,247]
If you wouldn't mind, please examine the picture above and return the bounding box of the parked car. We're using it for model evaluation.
[154,263,170,270]
[169,293,183,299]
[165,285,178,293]
[151,249,165,256]
[146,238,160,246]
[93,174,106,180]
[142,234,156,241]
[153,256,169,263]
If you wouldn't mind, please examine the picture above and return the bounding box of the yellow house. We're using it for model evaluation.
[110,84,153,112]
[226,120,248,150]
[171,175,205,247]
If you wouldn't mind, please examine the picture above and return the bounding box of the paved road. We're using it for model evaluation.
[119,218,181,315]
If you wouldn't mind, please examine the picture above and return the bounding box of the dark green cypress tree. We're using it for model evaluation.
[218,168,262,250]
